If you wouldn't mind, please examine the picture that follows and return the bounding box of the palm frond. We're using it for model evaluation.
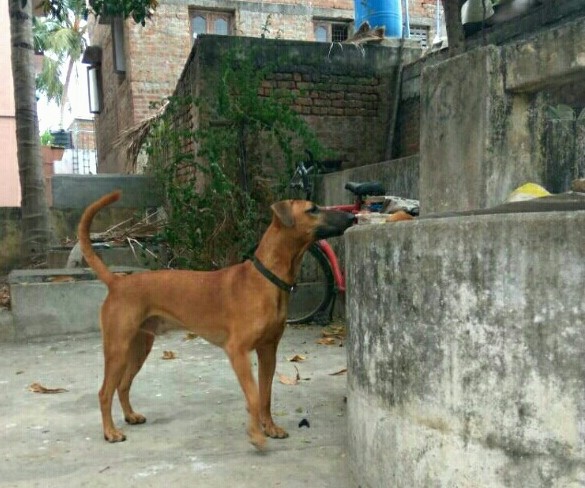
[36,57,64,103]
[113,101,169,173]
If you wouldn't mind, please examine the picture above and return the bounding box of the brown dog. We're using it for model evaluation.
[78,191,354,449]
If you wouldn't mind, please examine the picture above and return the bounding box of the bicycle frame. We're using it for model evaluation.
[290,159,365,298]
[314,200,362,294]
[314,240,346,293]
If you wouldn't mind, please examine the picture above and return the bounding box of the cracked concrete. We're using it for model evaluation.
[0,325,353,487]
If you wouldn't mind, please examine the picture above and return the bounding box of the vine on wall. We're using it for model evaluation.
[146,45,326,270]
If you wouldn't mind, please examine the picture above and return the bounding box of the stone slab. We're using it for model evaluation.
[7,268,145,341]
[51,174,162,209]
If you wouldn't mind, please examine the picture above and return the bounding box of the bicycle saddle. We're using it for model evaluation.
[345,181,386,197]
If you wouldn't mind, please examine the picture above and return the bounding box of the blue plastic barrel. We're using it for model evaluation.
[354,0,403,38]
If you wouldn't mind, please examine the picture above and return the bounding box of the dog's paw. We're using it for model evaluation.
[104,429,126,443]
[248,427,267,451]
[125,412,146,425]
[263,422,289,439]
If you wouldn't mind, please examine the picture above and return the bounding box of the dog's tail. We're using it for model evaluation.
[78,190,121,287]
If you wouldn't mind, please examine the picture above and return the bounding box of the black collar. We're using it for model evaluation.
[251,255,295,293]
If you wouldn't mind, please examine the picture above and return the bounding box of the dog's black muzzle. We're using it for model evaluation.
[314,210,355,239]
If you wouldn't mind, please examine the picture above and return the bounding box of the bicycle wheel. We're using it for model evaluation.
[287,243,336,325]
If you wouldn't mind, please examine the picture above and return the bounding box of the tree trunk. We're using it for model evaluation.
[59,57,75,127]
[9,0,51,262]
[442,0,466,56]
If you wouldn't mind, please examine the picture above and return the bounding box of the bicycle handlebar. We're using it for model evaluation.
[289,161,315,200]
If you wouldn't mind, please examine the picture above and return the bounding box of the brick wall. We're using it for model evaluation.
[158,36,419,171]
[89,0,434,173]
[260,72,380,117]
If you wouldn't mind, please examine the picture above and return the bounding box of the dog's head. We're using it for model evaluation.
[271,200,354,241]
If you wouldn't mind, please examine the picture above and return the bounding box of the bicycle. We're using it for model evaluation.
[286,158,386,325]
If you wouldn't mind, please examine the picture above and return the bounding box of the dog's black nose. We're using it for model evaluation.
[314,210,355,239]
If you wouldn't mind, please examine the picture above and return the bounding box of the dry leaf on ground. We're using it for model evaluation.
[329,368,347,376]
[183,333,198,341]
[28,382,68,394]
[316,337,337,346]
[161,350,177,360]
[321,325,346,339]
[278,365,300,385]
[287,354,306,362]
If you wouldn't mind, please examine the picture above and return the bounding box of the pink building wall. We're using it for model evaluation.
[0,1,21,207]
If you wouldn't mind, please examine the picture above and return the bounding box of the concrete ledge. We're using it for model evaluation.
[51,174,162,209]
[320,156,419,206]
[505,16,585,93]
[0,308,15,342]
[7,267,145,341]
[345,210,585,487]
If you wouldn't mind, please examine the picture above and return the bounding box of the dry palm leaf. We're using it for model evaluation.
[28,382,68,394]
[112,100,169,173]
[344,22,385,45]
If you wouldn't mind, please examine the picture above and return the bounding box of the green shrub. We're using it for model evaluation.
[147,45,326,270]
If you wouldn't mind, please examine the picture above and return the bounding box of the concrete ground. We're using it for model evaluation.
[0,325,353,487]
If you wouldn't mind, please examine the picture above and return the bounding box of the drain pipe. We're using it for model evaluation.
[402,0,410,38]
[433,0,442,45]
[384,38,405,161]
[385,0,410,160]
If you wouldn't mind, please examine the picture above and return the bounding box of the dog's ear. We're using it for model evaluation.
[271,201,295,227]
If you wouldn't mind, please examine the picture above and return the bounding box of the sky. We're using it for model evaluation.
[37,60,93,133]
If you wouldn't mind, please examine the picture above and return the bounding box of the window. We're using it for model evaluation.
[190,10,233,41]
[111,17,126,73]
[409,25,430,49]
[315,26,327,42]
[313,20,350,42]
[332,23,349,42]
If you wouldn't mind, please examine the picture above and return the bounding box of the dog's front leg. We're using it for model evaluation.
[225,343,266,450]
[257,342,289,439]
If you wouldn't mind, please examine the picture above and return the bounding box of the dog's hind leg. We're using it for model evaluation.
[99,345,130,442]
[118,330,154,425]
[257,340,289,439]
[225,342,266,450]
[98,310,139,443]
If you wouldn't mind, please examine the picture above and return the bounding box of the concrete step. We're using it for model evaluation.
[6,267,145,341]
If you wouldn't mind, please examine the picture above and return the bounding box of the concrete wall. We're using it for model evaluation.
[51,174,162,209]
[50,174,163,242]
[420,16,585,215]
[420,45,546,214]
[397,3,585,169]
[545,119,585,193]
[7,268,143,341]
[0,175,162,272]
[319,155,419,207]
[345,210,585,487]
[344,10,585,488]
